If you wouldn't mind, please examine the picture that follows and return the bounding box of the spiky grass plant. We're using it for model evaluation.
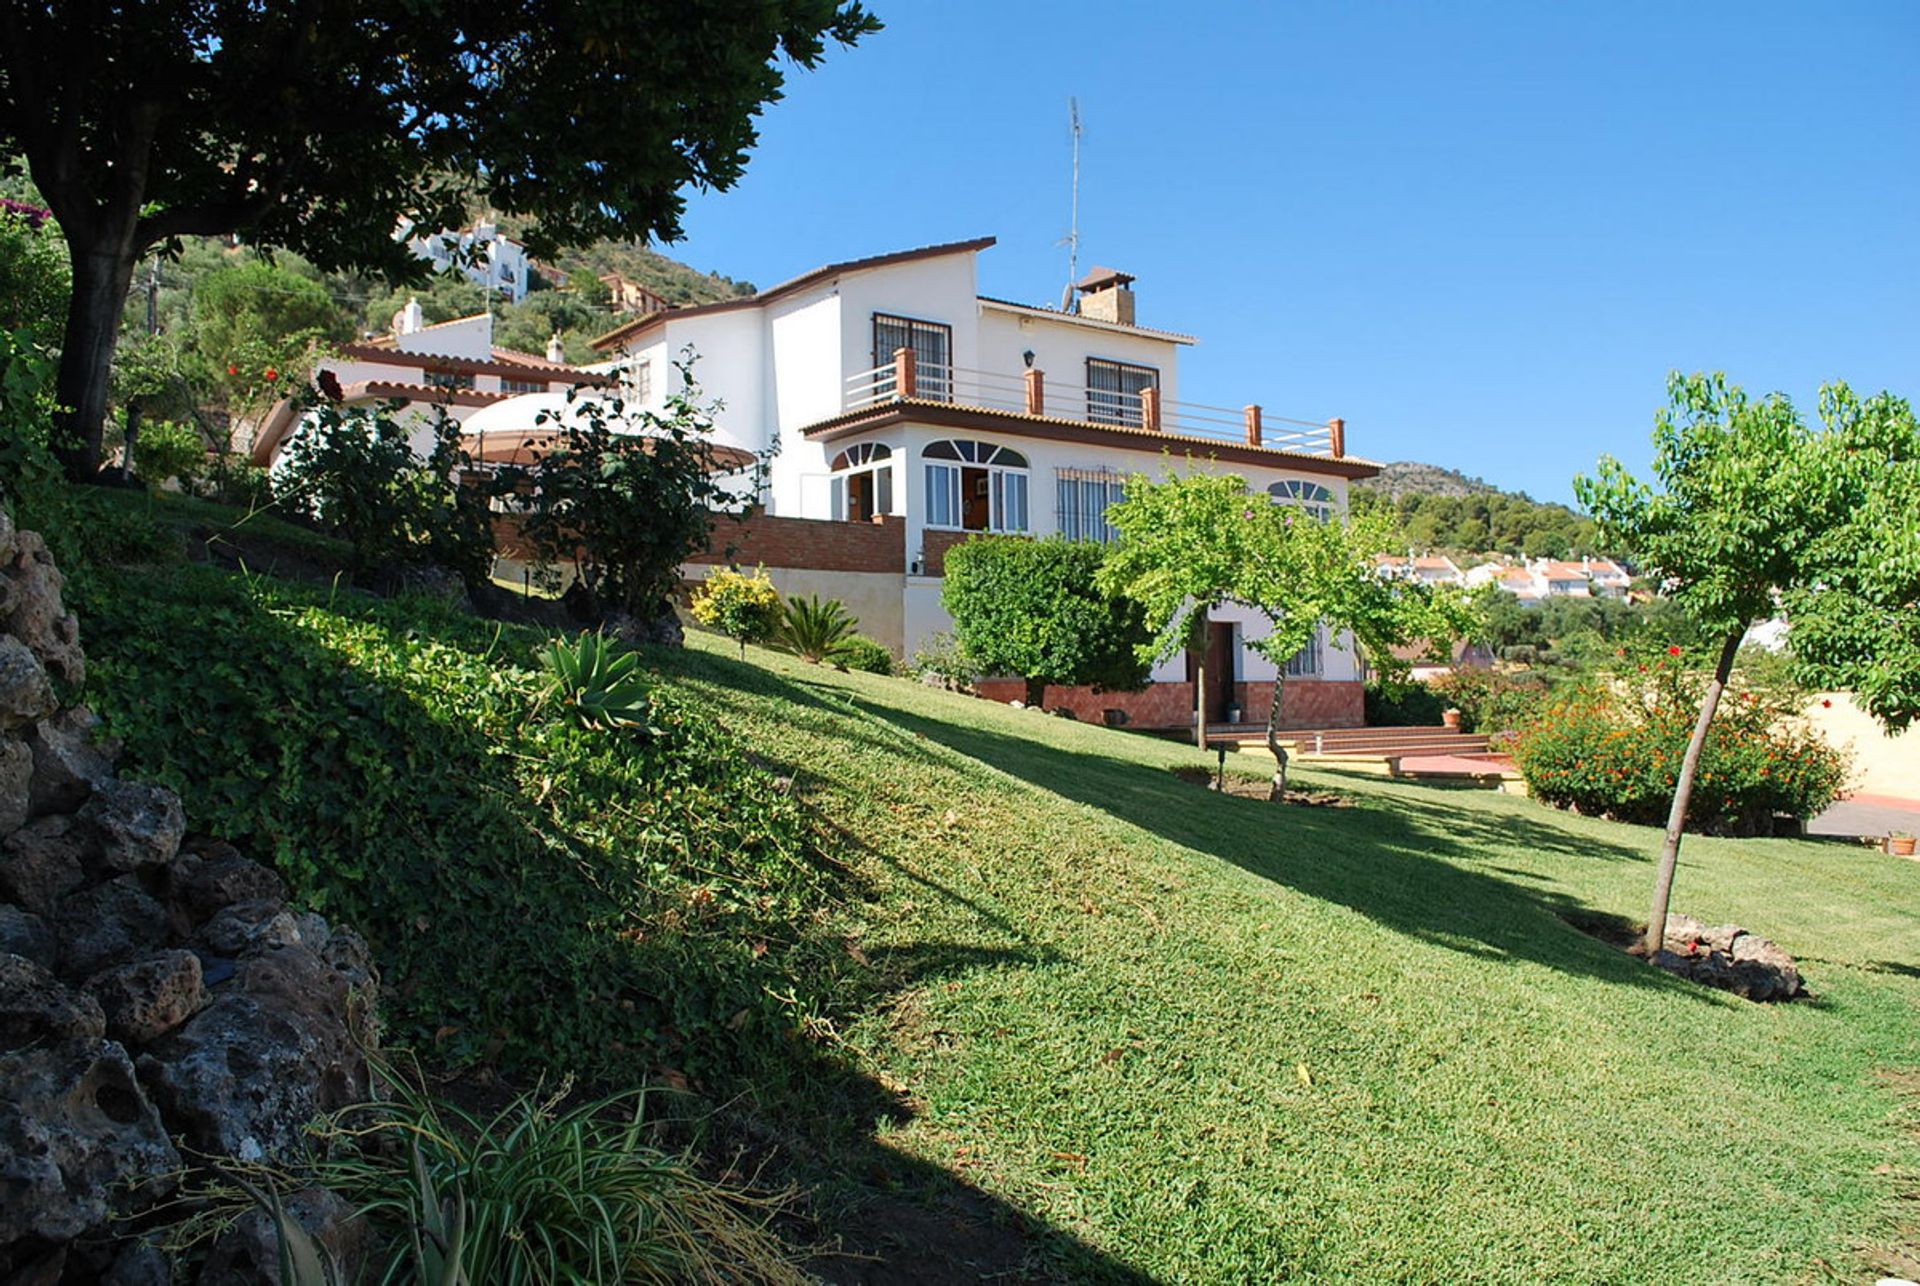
[774,594,860,665]
[310,1080,806,1286]
[535,631,656,731]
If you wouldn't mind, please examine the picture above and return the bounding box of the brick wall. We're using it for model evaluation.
[972,676,1364,731]
[494,509,905,574]
[921,528,984,577]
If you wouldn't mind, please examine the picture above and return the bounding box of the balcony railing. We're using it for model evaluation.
[843,347,1347,458]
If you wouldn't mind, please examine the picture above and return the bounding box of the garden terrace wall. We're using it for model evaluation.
[493,510,905,575]
[973,677,1364,731]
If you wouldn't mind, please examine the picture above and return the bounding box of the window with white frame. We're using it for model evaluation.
[873,314,952,401]
[831,442,895,522]
[501,377,545,394]
[1056,468,1127,542]
[924,439,1028,532]
[1086,358,1159,426]
[631,358,653,402]
[1284,629,1323,678]
[1269,478,1336,522]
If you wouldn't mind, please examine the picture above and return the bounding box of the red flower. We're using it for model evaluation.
[1821,698,1832,708]
[263,366,278,382]
[1668,644,1683,656]
[226,364,238,377]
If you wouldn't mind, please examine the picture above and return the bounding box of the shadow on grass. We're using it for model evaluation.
[78,565,1150,1285]
[843,694,1706,997]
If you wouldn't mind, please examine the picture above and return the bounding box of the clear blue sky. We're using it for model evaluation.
[670,1,1918,504]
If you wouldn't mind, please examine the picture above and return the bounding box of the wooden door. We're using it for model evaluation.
[1187,621,1236,723]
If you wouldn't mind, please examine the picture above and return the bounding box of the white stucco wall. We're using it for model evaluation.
[976,306,1184,410]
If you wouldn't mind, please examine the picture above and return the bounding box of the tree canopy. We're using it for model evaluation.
[0,0,879,476]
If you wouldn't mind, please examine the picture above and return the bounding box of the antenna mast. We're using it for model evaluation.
[1061,97,1083,311]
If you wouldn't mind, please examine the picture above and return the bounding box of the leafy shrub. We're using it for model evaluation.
[689,567,782,657]
[836,635,893,676]
[1364,679,1447,726]
[80,562,844,1080]
[1429,667,1547,733]
[308,1079,805,1285]
[1511,648,1850,833]
[276,398,497,587]
[775,594,858,665]
[906,630,978,690]
[507,376,762,624]
[942,536,1149,706]
[132,418,206,487]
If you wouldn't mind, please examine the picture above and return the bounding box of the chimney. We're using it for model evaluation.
[546,332,566,364]
[1074,266,1136,326]
[393,296,424,337]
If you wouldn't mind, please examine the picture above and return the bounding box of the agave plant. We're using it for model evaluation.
[536,632,655,731]
[775,595,860,665]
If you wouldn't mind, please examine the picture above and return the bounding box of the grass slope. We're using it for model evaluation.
[664,634,1920,1283]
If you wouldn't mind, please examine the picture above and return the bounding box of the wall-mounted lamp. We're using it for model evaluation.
[1022,349,1036,369]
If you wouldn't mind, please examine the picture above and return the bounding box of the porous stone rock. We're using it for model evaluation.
[55,875,170,978]
[3,529,85,688]
[79,779,185,875]
[86,950,206,1045]
[195,898,301,957]
[0,1039,180,1245]
[101,1238,172,1285]
[164,841,285,925]
[0,952,105,1047]
[27,706,116,817]
[138,945,367,1162]
[0,732,31,835]
[1654,913,1805,1001]
[0,636,56,731]
[198,1186,366,1286]
[0,814,87,915]
[0,905,53,968]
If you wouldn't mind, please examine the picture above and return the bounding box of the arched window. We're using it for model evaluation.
[830,442,894,521]
[924,439,1029,532]
[1269,479,1336,522]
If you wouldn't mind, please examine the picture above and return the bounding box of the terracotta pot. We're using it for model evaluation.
[1442,708,1463,731]
[1887,835,1917,857]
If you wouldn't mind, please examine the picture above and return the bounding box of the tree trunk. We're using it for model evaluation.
[1266,676,1290,800]
[119,397,144,483]
[1193,647,1207,748]
[54,243,141,481]
[1025,675,1046,708]
[1640,626,1746,956]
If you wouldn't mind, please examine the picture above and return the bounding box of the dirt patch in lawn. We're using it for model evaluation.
[1169,766,1354,808]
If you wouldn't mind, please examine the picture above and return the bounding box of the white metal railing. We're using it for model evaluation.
[841,354,1347,457]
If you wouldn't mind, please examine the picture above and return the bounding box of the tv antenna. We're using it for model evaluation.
[1060,97,1083,311]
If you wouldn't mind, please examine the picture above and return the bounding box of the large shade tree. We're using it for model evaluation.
[0,0,879,479]
[1576,372,1916,958]
[1098,470,1480,790]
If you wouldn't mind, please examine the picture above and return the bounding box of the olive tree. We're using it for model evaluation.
[0,0,878,479]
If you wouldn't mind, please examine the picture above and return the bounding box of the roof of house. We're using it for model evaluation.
[974,295,1197,344]
[249,380,522,465]
[462,426,754,471]
[339,339,597,380]
[590,236,999,352]
[1075,265,1135,290]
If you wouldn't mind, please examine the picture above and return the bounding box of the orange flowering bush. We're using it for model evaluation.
[1511,646,1850,834]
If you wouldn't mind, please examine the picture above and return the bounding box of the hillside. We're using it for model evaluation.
[1365,459,1503,500]
[72,491,1920,1282]
[1354,460,1604,559]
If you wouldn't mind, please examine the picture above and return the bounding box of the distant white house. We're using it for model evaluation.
[1376,553,1465,587]
[249,302,601,466]
[572,236,1380,731]
[406,220,535,303]
[1463,555,1631,604]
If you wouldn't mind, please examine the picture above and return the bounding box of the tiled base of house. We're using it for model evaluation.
[973,678,1364,731]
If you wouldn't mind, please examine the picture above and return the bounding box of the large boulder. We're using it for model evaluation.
[0,1039,181,1245]
[137,944,368,1162]
[27,707,117,818]
[0,953,105,1047]
[0,814,88,915]
[0,906,53,969]
[0,732,31,835]
[80,779,185,876]
[2,529,84,688]
[86,951,206,1045]
[164,842,285,926]
[54,876,171,978]
[0,637,56,731]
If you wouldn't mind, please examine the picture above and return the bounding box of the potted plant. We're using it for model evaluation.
[1442,707,1464,731]
[1887,831,1917,857]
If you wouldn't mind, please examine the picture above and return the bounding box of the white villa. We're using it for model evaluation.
[407,220,537,303]
[1463,556,1632,604]
[575,235,1381,731]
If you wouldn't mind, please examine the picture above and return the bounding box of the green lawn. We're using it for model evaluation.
[660,630,1920,1283]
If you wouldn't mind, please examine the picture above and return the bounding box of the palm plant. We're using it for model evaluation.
[775,594,859,665]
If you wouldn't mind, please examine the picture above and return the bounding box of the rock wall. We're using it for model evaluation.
[0,511,378,1282]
